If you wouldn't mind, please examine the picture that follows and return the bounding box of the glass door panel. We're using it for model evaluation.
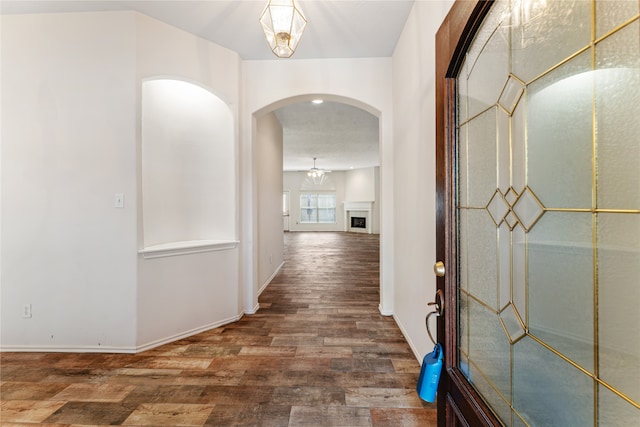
[510,0,591,82]
[595,22,640,209]
[527,211,594,370]
[527,51,593,209]
[512,336,594,426]
[597,213,640,403]
[455,1,640,425]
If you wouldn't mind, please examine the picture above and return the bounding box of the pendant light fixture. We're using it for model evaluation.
[307,157,331,185]
[259,0,307,58]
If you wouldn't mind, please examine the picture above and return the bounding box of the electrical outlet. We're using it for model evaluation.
[23,304,32,318]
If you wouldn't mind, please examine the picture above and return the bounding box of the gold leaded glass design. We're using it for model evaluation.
[504,187,519,206]
[499,303,526,343]
[504,210,519,230]
[512,187,544,231]
[456,0,640,425]
[498,75,525,115]
[486,186,545,231]
[487,190,511,226]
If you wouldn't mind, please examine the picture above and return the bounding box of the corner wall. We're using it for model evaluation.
[256,112,285,295]
[1,11,138,351]
[0,11,243,352]
[134,14,242,349]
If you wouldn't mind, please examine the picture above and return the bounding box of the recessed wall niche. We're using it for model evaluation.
[141,79,236,257]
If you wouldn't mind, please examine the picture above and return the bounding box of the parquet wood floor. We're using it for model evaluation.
[1,232,436,426]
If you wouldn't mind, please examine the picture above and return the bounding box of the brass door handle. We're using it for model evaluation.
[433,261,445,277]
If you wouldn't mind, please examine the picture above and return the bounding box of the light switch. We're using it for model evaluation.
[114,193,124,208]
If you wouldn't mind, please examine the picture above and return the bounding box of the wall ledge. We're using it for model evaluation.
[139,239,239,259]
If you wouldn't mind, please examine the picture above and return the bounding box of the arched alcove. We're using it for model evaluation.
[140,78,236,257]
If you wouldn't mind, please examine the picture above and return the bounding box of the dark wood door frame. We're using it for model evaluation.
[435,1,502,426]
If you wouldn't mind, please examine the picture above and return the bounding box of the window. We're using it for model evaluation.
[300,193,336,223]
[283,191,290,216]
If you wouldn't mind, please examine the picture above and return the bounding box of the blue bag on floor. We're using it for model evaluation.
[416,343,443,403]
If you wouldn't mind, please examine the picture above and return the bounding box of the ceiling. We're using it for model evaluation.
[276,100,379,172]
[2,0,416,171]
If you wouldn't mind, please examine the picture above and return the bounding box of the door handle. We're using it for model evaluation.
[428,288,445,317]
[425,289,444,345]
[433,261,445,277]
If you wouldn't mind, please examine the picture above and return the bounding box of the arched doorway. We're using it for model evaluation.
[246,94,391,317]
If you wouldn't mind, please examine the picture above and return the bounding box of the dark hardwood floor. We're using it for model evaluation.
[0,232,436,426]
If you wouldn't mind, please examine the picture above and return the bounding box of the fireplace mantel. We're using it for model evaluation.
[343,201,374,234]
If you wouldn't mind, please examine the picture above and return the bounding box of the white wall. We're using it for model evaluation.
[284,168,378,234]
[134,14,242,349]
[1,12,138,351]
[1,11,243,352]
[283,171,346,232]
[141,79,235,247]
[242,58,394,315]
[345,167,376,201]
[345,167,380,234]
[391,1,455,360]
[1,3,455,357]
[256,113,285,296]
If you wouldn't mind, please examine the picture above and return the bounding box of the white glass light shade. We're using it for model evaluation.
[307,167,326,185]
[260,0,307,58]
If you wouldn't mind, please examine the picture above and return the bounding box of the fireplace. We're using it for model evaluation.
[343,201,373,234]
[351,216,366,229]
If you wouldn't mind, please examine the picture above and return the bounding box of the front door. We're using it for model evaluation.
[435,1,639,425]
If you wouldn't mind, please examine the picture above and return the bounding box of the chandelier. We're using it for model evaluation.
[307,157,330,185]
[259,0,307,58]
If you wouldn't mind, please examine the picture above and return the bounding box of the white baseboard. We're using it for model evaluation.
[136,315,243,353]
[378,304,393,316]
[0,315,243,354]
[258,261,284,297]
[244,302,260,315]
[0,344,138,354]
[243,261,285,315]
[393,314,424,363]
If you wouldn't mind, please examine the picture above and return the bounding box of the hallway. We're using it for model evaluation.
[0,232,436,426]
